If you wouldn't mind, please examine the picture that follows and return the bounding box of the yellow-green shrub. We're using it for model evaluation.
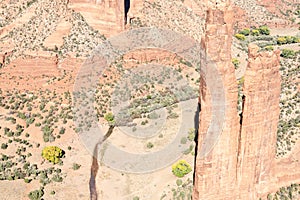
[264,46,274,51]
[277,37,287,45]
[172,160,192,178]
[251,29,260,36]
[42,146,64,164]
[235,33,246,41]
[231,58,240,69]
[239,28,250,36]
[258,25,270,35]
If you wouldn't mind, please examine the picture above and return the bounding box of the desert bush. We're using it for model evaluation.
[251,29,260,36]
[168,112,179,119]
[176,179,183,186]
[258,25,270,35]
[232,58,240,69]
[41,146,64,164]
[239,28,250,36]
[172,160,192,178]
[1,143,8,149]
[187,128,195,141]
[59,127,65,134]
[72,163,81,170]
[277,37,287,45]
[181,137,187,144]
[235,33,246,41]
[52,173,63,182]
[147,142,154,149]
[28,188,44,200]
[264,45,274,51]
[24,178,32,183]
[277,36,300,45]
[104,112,115,125]
[281,49,296,58]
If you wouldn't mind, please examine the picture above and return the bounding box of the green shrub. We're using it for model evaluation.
[181,137,187,144]
[281,49,296,58]
[28,188,44,200]
[24,178,32,183]
[235,33,246,41]
[72,163,81,170]
[104,112,115,125]
[187,128,195,141]
[258,25,270,35]
[52,174,63,182]
[277,36,300,45]
[239,28,250,36]
[172,160,192,178]
[251,29,260,36]
[41,146,64,164]
[147,142,154,149]
[277,37,287,45]
[59,127,65,134]
[264,45,274,51]
[176,179,183,186]
[231,58,240,69]
[1,143,8,149]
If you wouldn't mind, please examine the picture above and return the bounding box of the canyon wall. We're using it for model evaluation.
[68,0,124,37]
[193,2,299,199]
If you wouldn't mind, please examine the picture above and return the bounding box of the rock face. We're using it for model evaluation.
[193,2,300,199]
[193,4,240,200]
[69,0,124,37]
[236,44,281,199]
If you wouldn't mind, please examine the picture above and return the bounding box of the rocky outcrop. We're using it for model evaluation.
[68,0,124,37]
[193,2,299,199]
[236,44,281,199]
[193,3,240,199]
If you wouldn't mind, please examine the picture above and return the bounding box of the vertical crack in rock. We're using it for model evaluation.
[193,102,201,184]
[236,95,245,183]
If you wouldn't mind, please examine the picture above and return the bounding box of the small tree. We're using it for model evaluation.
[42,146,64,164]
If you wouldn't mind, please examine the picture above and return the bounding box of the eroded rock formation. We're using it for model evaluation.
[236,44,281,199]
[193,2,299,199]
[193,3,240,199]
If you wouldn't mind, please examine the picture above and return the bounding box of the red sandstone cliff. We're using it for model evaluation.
[193,4,240,199]
[193,3,299,198]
